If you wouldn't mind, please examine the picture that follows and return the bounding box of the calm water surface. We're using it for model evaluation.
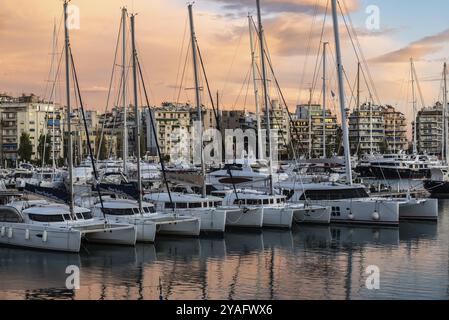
[1,199,449,300]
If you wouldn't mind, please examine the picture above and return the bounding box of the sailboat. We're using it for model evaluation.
[1,1,137,252]
[424,62,449,199]
[144,4,242,233]
[89,10,201,239]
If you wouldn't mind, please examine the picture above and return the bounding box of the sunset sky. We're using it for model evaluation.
[1,0,449,128]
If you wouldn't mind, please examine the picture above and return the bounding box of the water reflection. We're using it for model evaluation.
[0,219,447,300]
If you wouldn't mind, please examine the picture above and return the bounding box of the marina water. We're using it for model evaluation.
[1,198,449,300]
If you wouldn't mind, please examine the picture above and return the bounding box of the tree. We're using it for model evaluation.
[379,139,389,154]
[37,134,52,165]
[96,136,108,160]
[140,133,147,158]
[18,132,33,162]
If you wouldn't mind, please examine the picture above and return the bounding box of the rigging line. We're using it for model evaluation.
[296,0,323,105]
[412,61,426,108]
[196,41,217,123]
[339,0,381,105]
[309,5,329,103]
[232,65,252,110]
[134,39,158,106]
[42,14,64,102]
[219,19,246,103]
[41,40,66,170]
[136,56,174,210]
[257,24,310,155]
[97,14,123,160]
[69,48,106,212]
[196,41,243,205]
[173,16,189,102]
[176,41,191,105]
[264,56,308,157]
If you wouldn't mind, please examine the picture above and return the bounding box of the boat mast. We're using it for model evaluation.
[64,0,75,214]
[188,3,207,198]
[370,102,373,155]
[331,0,353,185]
[444,62,448,163]
[248,14,263,160]
[308,88,313,158]
[322,42,328,159]
[411,58,418,155]
[51,21,57,178]
[130,14,143,212]
[122,7,128,175]
[356,61,361,156]
[256,0,274,195]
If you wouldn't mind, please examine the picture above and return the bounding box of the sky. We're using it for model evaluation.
[1,0,449,128]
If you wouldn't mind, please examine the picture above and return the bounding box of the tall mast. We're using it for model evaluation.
[444,62,448,162]
[130,14,143,212]
[331,0,353,185]
[188,4,206,198]
[356,61,361,154]
[370,102,373,155]
[51,21,57,176]
[64,0,74,213]
[248,15,263,160]
[256,0,274,195]
[322,42,328,159]
[411,58,417,155]
[122,7,128,175]
[308,88,312,158]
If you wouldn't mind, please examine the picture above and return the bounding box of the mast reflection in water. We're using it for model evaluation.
[1,200,449,300]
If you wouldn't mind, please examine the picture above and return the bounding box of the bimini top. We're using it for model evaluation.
[22,203,91,216]
[276,182,367,191]
[94,198,155,209]
[144,192,223,203]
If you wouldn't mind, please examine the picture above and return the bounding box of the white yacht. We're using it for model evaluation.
[90,197,201,239]
[0,200,136,253]
[144,192,237,233]
[277,182,400,226]
[207,161,288,192]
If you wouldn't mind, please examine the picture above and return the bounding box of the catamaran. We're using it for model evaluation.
[0,199,136,252]
[86,9,201,241]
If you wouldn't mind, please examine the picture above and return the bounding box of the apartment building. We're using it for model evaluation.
[414,103,445,155]
[348,103,385,155]
[383,105,408,153]
[292,103,339,158]
[0,94,64,167]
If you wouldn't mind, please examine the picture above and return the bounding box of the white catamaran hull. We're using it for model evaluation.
[75,224,137,246]
[102,216,157,243]
[0,224,82,253]
[306,199,400,226]
[291,205,331,225]
[397,198,438,221]
[182,209,227,233]
[262,207,294,229]
[224,207,264,228]
[153,215,201,237]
